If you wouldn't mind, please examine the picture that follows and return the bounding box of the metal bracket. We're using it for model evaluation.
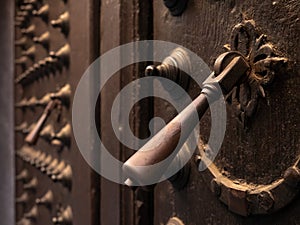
[224,19,288,129]
[198,146,300,216]
[196,20,294,216]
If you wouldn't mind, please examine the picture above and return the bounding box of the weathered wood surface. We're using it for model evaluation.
[153,0,300,224]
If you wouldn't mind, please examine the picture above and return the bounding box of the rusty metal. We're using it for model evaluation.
[163,0,189,16]
[123,52,250,185]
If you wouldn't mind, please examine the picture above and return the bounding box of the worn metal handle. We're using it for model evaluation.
[123,51,249,185]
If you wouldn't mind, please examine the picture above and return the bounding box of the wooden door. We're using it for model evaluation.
[152,1,300,224]
[13,0,299,224]
[98,0,300,224]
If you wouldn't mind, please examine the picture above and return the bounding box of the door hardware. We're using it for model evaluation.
[21,46,36,61]
[49,161,67,176]
[36,190,54,209]
[196,19,292,217]
[16,192,30,205]
[16,169,30,182]
[44,158,59,174]
[50,44,71,67]
[21,25,36,38]
[146,48,191,91]
[51,164,72,189]
[15,17,28,28]
[22,122,36,135]
[51,11,70,37]
[225,20,288,129]
[16,218,33,225]
[37,154,52,169]
[33,31,50,50]
[20,4,36,11]
[15,122,28,133]
[24,205,38,221]
[15,48,70,85]
[25,96,39,109]
[52,205,73,225]
[25,100,60,145]
[51,123,71,148]
[123,51,250,186]
[15,36,29,49]
[166,217,185,225]
[23,177,38,191]
[15,98,29,109]
[36,93,52,107]
[24,84,71,145]
[39,123,71,148]
[23,0,41,8]
[30,151,46,166]
[50,84,72,107]
[40,124,55,142]
[32,3,49,22]
[16,146,39,162]
[15,56,29,67]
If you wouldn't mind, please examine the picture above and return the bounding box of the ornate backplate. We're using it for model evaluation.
[198,20,300,216]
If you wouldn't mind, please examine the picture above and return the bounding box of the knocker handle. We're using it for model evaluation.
[123,51,249,185]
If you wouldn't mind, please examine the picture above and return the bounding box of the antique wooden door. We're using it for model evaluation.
[99,0,300,224]
[150,1,300,225]
[12,0,299,224]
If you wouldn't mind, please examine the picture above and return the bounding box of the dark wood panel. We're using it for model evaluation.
[153,0,300,224]
[14,0,100,224]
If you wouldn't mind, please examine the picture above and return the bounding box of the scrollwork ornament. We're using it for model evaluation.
[225,19,288,128]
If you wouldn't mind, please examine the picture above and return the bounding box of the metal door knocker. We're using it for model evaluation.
[197,20,295,217]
